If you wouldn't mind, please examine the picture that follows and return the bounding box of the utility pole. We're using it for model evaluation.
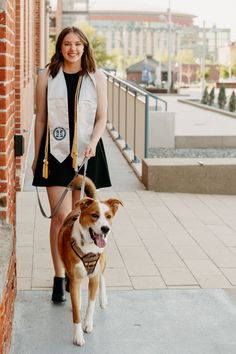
[201,20,206,94]
[167,0,172,93]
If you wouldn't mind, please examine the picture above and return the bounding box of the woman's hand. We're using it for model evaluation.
[84,142,96,158]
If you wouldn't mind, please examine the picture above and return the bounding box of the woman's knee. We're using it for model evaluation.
[51,210,70,228]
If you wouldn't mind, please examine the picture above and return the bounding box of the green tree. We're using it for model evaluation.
[218,86,227,109]
[208,87,215,106]
[176,49,195,64]
[219,65,229,79]
[229,91,236,112]
[201,87,209,105]
[78,22,113,67]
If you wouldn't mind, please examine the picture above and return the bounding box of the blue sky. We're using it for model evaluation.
[51,0,236,41]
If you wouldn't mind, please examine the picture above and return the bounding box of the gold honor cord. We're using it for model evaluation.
[42,119,50,179]
[71,75,83,169]
[42,74,83,179]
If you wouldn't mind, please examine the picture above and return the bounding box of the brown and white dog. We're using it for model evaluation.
[58,175,122,346]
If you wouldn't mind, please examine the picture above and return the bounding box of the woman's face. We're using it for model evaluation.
[61,32,85,64]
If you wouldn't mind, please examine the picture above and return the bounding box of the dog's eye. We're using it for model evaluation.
[91,213,99,219]
[106,214,112,219]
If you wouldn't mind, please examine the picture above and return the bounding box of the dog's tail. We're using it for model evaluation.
[71,175,97,198]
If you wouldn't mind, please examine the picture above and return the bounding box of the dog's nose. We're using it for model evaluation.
[101,226,110,234]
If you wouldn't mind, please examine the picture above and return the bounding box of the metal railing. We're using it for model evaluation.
[103,70,167,161]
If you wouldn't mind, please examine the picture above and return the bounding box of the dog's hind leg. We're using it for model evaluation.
[99,273,108,309]
[83,275,99,333]
[70,278,85,346]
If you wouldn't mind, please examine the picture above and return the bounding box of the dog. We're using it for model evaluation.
[58,175,122,346]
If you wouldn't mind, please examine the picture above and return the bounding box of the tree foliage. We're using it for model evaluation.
[78,22,114,68]
[218,86,227,109]
[219,65,229,79]
[201,87,209,105]
[208,87,215,106]
[229,91,236,112]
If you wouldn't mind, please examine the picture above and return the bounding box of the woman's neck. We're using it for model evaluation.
[63,62,82,74]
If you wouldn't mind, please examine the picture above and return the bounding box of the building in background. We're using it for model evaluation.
[57,0,89,28]
[51,2,230,71]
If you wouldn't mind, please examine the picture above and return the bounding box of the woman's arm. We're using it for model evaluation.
[85,70,107,158]
[31,69,48,174]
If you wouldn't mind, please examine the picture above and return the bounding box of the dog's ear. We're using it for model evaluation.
[105,199,123,215]
[75,197,94,210]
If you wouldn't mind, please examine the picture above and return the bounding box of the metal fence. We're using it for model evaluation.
[104,70,167,162]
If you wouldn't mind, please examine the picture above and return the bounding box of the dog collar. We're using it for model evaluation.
[71,239,100,275]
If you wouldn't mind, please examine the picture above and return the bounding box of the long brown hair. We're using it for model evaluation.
[47,27,96,78]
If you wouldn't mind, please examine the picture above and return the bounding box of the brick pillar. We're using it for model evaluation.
[0,1,17,353]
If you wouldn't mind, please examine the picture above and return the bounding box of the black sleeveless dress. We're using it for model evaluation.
[32,71,111,189]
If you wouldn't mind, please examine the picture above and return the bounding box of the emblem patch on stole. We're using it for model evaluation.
[53,127,66,141]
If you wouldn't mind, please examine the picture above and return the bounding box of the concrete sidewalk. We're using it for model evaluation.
[11,126,236,353]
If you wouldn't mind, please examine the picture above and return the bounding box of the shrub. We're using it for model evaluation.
[229,91,236,112]
[218,86,227,109]
[201,87,209,105]
[208,87,215,106]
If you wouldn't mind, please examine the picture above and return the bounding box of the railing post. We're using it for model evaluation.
[145,95,149,158]
[116,82,121,140]
[123,86,129,150]
[132,92,139,163]
[111,77,115,131]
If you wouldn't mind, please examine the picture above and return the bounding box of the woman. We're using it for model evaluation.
[32,27,111,303]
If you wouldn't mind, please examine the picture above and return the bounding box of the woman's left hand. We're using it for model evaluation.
[84,142,96,158]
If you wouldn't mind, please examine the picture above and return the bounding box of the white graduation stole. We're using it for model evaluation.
[43,68,97,178]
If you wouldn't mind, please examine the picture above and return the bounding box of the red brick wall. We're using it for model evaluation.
[0,0,45,352]
[0,252,16,354]
[15,0,36,190]
[35,0,43,69]
[0,1,17,353]
[0,0,15,225]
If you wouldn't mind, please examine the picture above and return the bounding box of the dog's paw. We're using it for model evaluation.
[73,323,85,346]
[100,295,108,309]
[83,319,93,333]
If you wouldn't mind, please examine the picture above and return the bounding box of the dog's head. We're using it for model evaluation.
[74,197,122,249]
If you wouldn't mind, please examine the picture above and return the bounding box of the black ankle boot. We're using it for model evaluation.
[65,273,70,293]
[51,276,66,303]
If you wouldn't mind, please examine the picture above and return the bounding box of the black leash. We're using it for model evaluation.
[36,157,89,219]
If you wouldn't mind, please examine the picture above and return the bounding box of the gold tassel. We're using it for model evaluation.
[42,120,49,179]
[71,75,82,170]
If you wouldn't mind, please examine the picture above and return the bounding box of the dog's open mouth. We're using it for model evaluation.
[89,228,106,248]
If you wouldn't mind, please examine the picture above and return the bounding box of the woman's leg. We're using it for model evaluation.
[47,186,72,277]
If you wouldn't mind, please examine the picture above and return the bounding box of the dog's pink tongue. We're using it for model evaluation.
[95,235,106,248]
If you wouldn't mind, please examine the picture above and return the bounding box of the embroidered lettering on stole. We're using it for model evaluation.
[47,68,97,168]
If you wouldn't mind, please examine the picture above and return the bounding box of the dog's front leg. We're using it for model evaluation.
[70,278,85,346]
[83,275,99,333]
[99,273,108,309]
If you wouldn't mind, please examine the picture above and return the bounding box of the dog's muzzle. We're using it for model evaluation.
[89,228,107,248]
